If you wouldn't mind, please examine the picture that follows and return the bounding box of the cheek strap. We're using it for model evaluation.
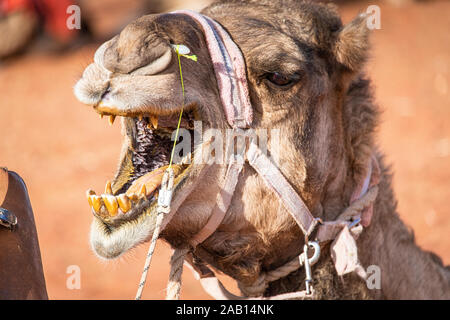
[170,10,253,129]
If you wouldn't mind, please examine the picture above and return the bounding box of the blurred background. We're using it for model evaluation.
[0,0,448,299]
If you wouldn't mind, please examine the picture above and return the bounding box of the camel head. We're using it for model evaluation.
[74,0,377,284]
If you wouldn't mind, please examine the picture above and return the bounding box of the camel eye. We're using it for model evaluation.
[266,72,293,87]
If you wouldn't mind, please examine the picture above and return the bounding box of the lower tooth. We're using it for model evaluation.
[117,194,131,213]
[102,195,118,216]
[89,195,102,213]
[125,165,182,199]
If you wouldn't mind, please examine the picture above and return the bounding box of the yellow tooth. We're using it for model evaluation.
[139,184,147,197]
[86,190,95,206]
[108,115,116,125]
[128,193,139,201]
[89,195,102,213]
[139,114,143,121]
[105,180,113,195]
[102,195,118,216]
[99,114,104,119]
[149,115,158,129]
[117,194,131,213]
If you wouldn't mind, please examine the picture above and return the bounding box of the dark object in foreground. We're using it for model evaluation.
[0,168,48,300]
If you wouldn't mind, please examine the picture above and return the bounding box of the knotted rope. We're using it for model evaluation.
[166,248,190,299]
[135,208,165,300]
[238,253,309,297]
[338,186,379,222]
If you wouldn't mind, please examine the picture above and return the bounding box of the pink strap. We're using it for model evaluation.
[185,254,313,300]
[171,10,252,128]
[359,155,380,227]
[190,160,244,247]
[166,10,254,245]
[246,142,318,236]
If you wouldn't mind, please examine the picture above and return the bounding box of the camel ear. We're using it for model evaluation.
[333,13,370,71]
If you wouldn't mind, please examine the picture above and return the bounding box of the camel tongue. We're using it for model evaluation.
[125,165,182,198]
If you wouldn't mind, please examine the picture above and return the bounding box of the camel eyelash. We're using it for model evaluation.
[263,71,302,89]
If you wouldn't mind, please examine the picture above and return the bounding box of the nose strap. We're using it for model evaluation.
[246,142,318,236]
[171,10,253,128]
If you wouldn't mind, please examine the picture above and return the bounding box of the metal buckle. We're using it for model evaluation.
[348,217,361,229]
[0,208,17,229]
[302,241,321,295]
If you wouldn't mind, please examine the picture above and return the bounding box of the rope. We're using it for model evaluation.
[135,208,165,300]
[166,248,190,300]
[338,186,379,221]
[134,45,196,300]
[238,185,379,297]
[238,251,305,297]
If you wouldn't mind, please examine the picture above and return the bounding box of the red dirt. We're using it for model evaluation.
[0,0,448,299]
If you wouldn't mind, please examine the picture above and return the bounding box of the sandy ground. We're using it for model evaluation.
[0,0,448,299]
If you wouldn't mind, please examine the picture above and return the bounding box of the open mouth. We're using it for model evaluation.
[86,104,199,230]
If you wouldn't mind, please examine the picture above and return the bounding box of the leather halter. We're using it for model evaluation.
[171,10,322,247]
[166,11,381,299]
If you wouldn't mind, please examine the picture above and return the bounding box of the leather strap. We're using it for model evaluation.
[185,154,380,300]
[172,10,253,128]
[184,253,314,300]
[190,160,244,247]
[246,142,318,236]
[0,168,8,206]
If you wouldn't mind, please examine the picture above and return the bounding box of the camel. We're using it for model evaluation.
[74,0,450,299]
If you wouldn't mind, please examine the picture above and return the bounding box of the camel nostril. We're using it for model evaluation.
[101,87,111,101]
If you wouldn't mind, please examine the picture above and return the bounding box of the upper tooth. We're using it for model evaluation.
[108,115,116,125]
[117,194,131,213]
[102,195,118,216]
[105,180,113,195]
[149,115,158,129]
[139,114,143,121]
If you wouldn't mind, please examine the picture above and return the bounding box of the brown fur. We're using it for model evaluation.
[74,0,450,299]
